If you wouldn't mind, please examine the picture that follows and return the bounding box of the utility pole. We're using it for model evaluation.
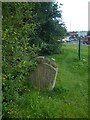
[70,20,71,31]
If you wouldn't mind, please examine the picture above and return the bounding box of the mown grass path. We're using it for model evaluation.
[48,44,88,118]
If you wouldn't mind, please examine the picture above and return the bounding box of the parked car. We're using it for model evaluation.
[83,35,90,44]
[66,36,71,42]
[69,36,78,41]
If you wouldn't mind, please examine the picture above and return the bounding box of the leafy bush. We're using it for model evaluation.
[39,43,62,55]
[2,3,39,118]
[2,2,66,118]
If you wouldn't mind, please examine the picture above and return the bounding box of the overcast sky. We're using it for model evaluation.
[57,0,89,32]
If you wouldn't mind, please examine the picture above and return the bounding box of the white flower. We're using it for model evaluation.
[51,58,55,61]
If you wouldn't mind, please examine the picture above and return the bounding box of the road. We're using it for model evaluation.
[66,40,89,46]
[63,37,90,46]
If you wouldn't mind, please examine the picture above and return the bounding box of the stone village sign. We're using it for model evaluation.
[31,56,58,90]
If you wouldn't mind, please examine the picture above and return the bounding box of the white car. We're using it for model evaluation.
[66,37,71,42]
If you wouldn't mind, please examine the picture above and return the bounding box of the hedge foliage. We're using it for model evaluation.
[2,2,66,118]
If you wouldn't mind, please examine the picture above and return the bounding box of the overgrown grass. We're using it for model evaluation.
[3,44,88,118]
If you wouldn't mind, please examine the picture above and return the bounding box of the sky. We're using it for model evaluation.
[57,0,89,32]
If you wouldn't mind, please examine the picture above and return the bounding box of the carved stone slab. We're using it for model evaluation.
[31,56,58,90]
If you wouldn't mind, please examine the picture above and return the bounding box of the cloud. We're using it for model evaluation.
[57,0,89,31]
